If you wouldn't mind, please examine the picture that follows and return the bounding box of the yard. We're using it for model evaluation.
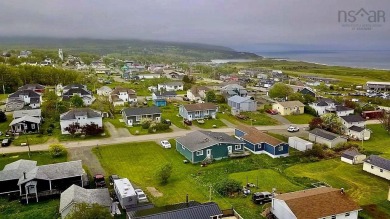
[217,111,279,126]
[357,124,390,159]
[0,114,12,133]
[160,105,189,130]
[283,114,314,124]
[192,118,227,129]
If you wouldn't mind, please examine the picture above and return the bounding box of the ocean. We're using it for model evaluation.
[255,50,390,70]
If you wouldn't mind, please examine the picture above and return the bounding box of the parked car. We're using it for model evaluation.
[94,174,106,188]
[252,192,272,205]
[183,119,192,126]
[160,140,171,149]
[109,174,120,185]
[134,188,148,203]
[287,125,299,132]
[1,138,11,147]
[266,109,278,115]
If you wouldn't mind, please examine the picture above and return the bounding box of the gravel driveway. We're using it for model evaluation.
[105,122,131,137]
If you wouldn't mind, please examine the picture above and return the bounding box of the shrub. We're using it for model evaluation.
[141,118,152,129]
[214,179,242,196]
[156,163,172,185]
[148,123,169,133]
[304,105,318,116]
[333,142,360,153]
[49,144,68,158]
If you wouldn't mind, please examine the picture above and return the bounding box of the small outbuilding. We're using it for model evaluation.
[308,128,347,148]
[341,149,366,165]
[288,137,313,152]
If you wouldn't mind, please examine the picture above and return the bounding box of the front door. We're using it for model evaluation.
[206,149,212,158]
[188,114,192,121]
[227,146,232,154]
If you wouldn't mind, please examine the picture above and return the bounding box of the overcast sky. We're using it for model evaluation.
[0,0,389,51]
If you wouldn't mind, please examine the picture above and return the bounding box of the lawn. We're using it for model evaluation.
[12,134,52,146]
[128,125,173,135]
[217,111,279,126]
[160,105,189,130]
[283,114,314,124]
[0,94,7,101]
[357,124,390,159]
[0,151,67,219]
[0,115,12,133]
[192,118,227,129]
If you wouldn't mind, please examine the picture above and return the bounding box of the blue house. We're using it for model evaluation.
[235,125,289,158]
[176,130,246,163]
[179,103,218,121]
[152,91,177,107]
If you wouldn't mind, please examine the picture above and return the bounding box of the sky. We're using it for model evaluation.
[0,0,389,51]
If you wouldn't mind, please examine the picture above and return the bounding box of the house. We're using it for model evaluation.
[187,86,210,102]
[110,87,137,106]
[60,108,102,134]
[127,201,223,219]
[176,130,245,163]
[10,109,42,133]
[366,81,390,92]
[308,128,347,148]
[0,160,37,195]
[271,187,361,219]
[95,67,111,74]
[228,95,257,112]
[340,115,371,140]
[121,106,162,126]
[328,105,355,117]
[235,126,289,158]
[220,84,248,99]
[152,91,176,107]
[309,98,354,116]
[5,98,25,112]
[96,86,112,96]
[18,160,86,204]
[62,85,94,106]
[363,155,390,180]
[341,149,366,165]
[179,103,218,121]
[7,89,42,109]
[158,82,184,91]
[272,101,305,116]
[288,137,313,152]
[62,84,87,93]
[18,84,45,93]
[59,185,111,219]
[298,87,316,97]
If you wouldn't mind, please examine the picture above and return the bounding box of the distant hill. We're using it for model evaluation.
[0,37,260,61]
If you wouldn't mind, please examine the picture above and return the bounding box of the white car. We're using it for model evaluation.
[160,140,171,149]
[135,189,148,203]
[287,126,299,132]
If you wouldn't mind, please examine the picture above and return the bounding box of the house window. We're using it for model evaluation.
[278,146,284,151]
[235,145,241,150]
[380,169,383,173]
[31,124,35,129]
[345,212,350,217]
[136,115,141,121]
[196,150,203,156]
[371,165,374,169]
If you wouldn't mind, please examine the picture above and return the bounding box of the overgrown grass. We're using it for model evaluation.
[283,114,314,124]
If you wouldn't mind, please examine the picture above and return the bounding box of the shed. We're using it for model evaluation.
[341,149,367,165]
[288,137,313,152]
[308,128,347,148]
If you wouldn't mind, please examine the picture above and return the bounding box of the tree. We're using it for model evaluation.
[344,100,358,109]
[0,111,7,123]
[288,92,304,103]
[82,123,104,136]
[65,203,112,219]
[182,75,192,83]
[303,94,315,104]
[214,179,241,196]
[320,113,343,134]
[206,90,216,102]
[309,117,323,130]
[65,123,80,136]
[268,83,293,99]
[70,95,84,108]
[304,105,318,116]
[49,144,68,158]
[379,111,390,134]
[156,163,172,185]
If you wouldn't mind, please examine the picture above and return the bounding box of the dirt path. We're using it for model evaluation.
[68,146,106,175]
[105,122,131,138]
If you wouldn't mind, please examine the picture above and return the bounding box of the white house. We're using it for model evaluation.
[97,86,112,96]
[109,87,137,106]
[341,149,366,165]
[288,137,313,152]
[187,86,210,102]
[59,185,111,219]
[158,82,184,91]
[62,84,94,106]
[271,187,361,219]
[340,115,371,140]
[363,155,390,180]
[309,98,353,116]
[60,108,102,134]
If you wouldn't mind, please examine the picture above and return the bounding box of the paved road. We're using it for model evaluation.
[0,124,309,154]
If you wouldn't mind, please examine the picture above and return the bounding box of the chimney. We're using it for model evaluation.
[23,172,26,179]
[186,194,189,206]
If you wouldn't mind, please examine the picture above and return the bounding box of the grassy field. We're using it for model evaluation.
[12,134,52,146]
[283,114,314,124]
[218,111,279,126]
[0,115,12,134]
[0,94,7,101]
[192,119,227,129]
[0,151,67,219]
[160,105,189,130]
[357,124,390,159]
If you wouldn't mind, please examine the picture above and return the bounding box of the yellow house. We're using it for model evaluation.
[272,101,305,116]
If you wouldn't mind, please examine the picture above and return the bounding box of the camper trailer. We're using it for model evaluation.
[114,178,137,209]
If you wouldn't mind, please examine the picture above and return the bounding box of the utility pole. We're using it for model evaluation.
[26,136,31,158]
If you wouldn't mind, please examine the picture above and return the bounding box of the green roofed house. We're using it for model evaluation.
[175,130,245,163]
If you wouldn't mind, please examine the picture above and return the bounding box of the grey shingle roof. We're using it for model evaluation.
[60,185,111,214]
[131,202,222,219]
[153,91,177,97]
[18,160,84,185]
[341,149,363,160]
[159,82,183,86]
[349,126,365,132]
[0,160,37,182]
[122,106,161,117]
[182,103,217,112]
[63,88,91,96]
[9,115,41,126]
[63,84,86,90]
[309,128,340,141]
[228,95,253,103]
[340,115,365,123]
[13,109,41,119]
[9,90,41,98]
[60,108,101,120]
[336,105,353,112]
[316,101,329,106]
[364,155,390,171]
[29,97,41,104]
[176,130,243,152]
